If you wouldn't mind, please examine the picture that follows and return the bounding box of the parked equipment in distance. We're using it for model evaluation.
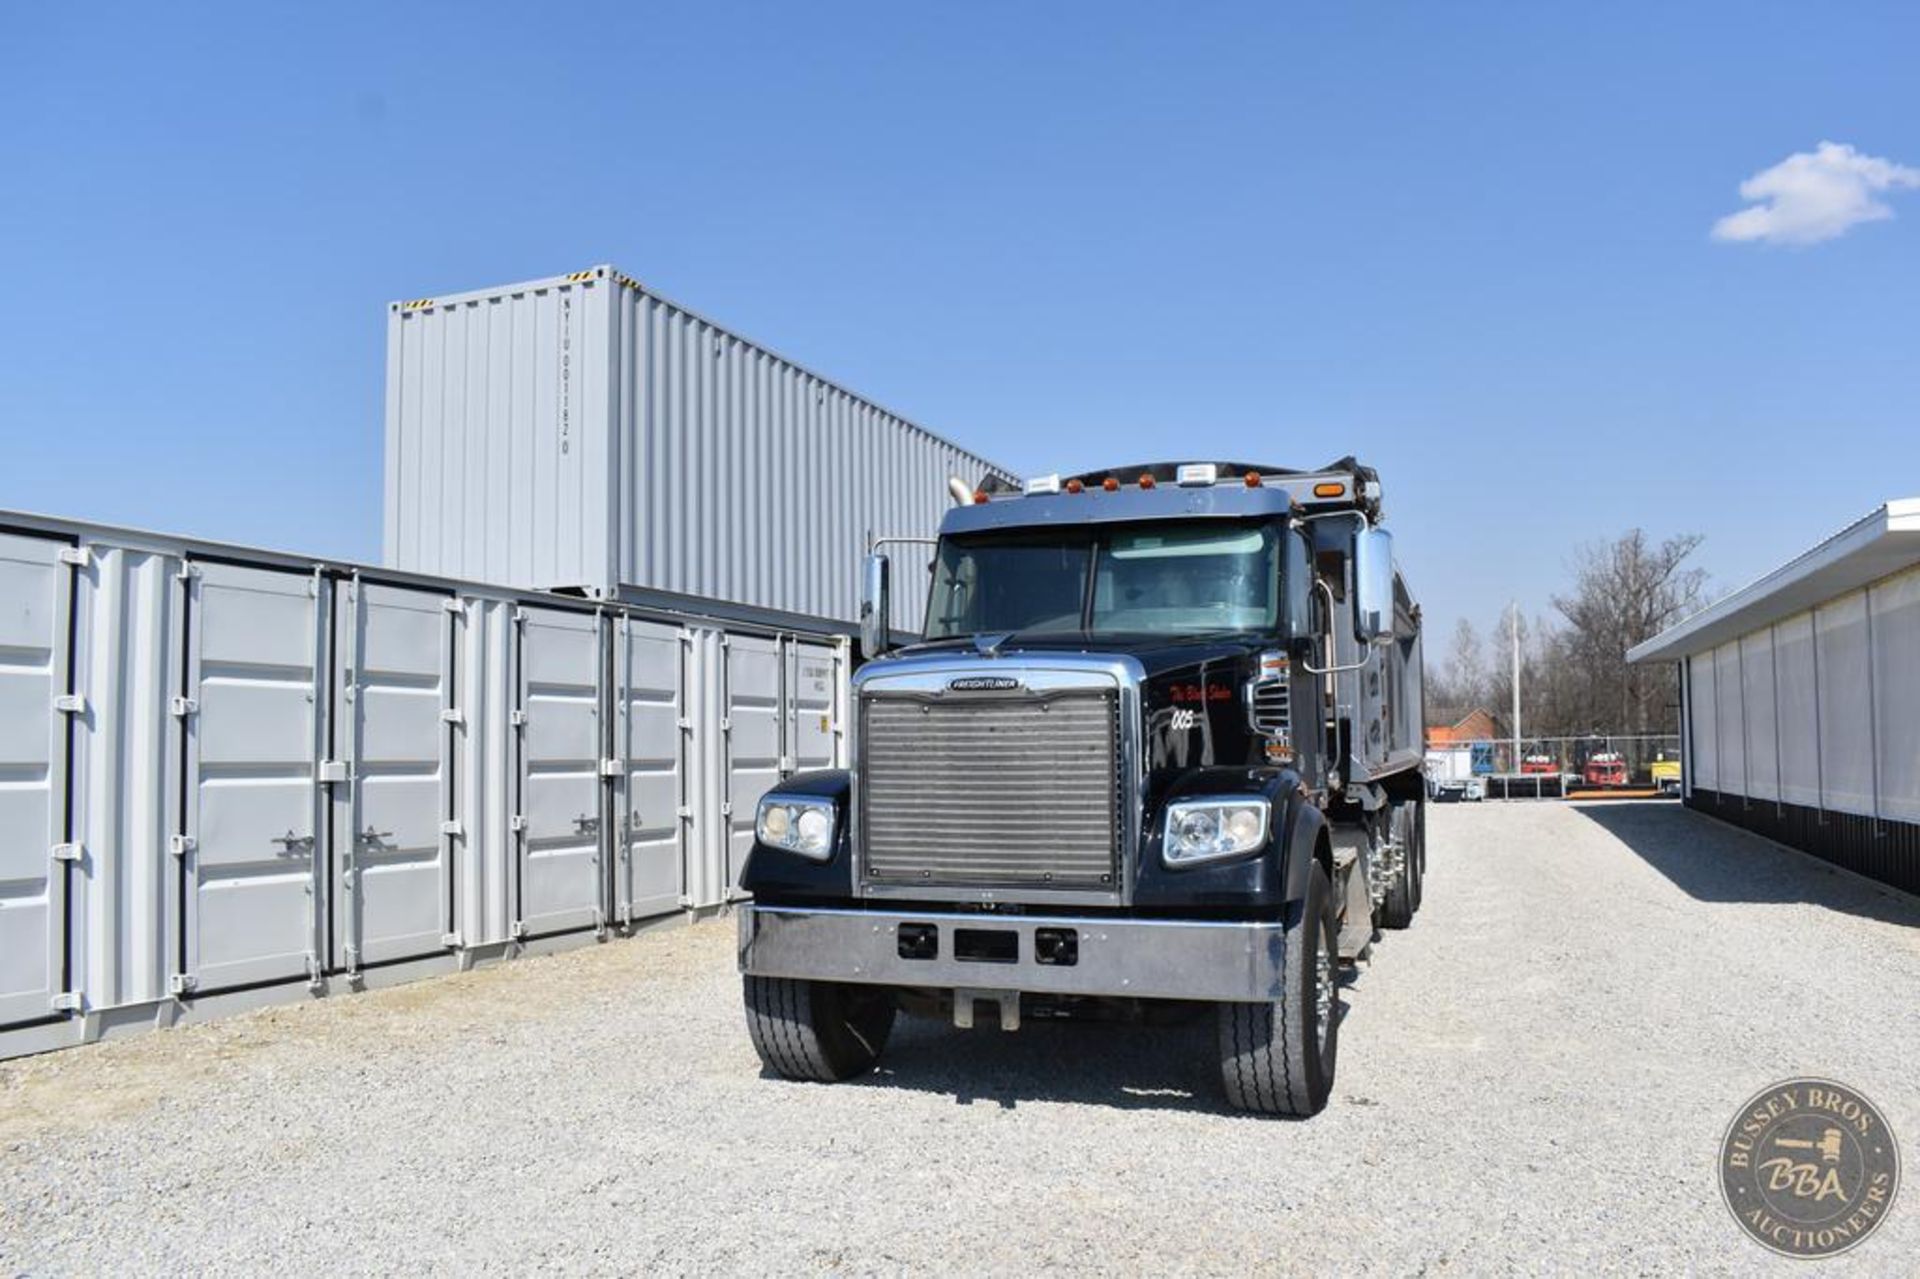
[1582,751,1628,788]
[735,458,1428,1117]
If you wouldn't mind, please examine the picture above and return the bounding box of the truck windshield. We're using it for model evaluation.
[923,521,1280,640]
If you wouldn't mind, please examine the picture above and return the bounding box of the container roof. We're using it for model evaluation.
[1628,498,1920,663]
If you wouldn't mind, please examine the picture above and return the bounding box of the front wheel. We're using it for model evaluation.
[1217,859,1339,1117]
[744,976,896,1082]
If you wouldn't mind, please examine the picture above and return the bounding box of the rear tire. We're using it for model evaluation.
[1378,802,1418,929]
[744,976,896,1082]
[1217,860,1339,1117]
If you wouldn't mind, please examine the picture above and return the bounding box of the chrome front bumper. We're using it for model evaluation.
[737,904,1288,1003]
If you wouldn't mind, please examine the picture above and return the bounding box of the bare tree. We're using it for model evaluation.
[1551,530,1707,736]
[1428,617,1490,722]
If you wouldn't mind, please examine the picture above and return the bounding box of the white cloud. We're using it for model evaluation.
[1712,141,1920,246]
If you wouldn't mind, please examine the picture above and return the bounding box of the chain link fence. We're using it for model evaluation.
[1426,733,1684,795]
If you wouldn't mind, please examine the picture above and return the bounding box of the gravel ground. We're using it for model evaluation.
[4,800,1917,1275]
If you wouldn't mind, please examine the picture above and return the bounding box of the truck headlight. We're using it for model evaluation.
[755,795,837,860]
[1163,798,1270,866]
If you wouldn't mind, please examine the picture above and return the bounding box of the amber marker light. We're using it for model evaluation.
[1245,472,1262,488]
[1065,478,1084,494]
[1313,482,1345,498]
[973,490,990,504]
[1138,473,1156,489]
[1102,477,1120,492]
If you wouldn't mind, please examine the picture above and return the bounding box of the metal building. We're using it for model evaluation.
[0,510,849,1060]
[1629,499,1920,895]
[384,266,1014,635]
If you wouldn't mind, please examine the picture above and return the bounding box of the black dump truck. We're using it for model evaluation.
[736,459,1426,1116]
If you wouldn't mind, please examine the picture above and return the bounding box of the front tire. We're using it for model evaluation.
[744,976,896,1082]
[1217,859,1339,1117]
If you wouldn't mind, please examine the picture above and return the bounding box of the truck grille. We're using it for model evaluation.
[860,690,1121,889]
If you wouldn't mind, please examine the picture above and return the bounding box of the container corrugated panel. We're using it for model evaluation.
[0,508,851,1060]
[385,267,1014,633]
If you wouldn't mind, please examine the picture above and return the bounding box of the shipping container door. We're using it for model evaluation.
[614,617,686,923]
[516,607,604,937]
[723,634,783,896]
[0,533,73,1027]
[337,581,455,967]
[785,640,840,774]
[181,562,325,993]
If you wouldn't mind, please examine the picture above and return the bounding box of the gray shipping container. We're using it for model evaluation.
[384,266,1014,634]
[0,509,849,1061]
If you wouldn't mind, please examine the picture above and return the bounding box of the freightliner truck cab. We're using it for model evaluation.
[737,458,1427,1116]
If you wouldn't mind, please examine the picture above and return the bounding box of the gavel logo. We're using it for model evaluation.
[1773,1127,1844,1165]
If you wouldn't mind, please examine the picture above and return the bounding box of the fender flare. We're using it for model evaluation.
[1281,796,1331,904]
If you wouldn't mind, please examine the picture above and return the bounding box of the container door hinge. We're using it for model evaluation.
[778,755,796,774]
[51,842,83,863]
[440,708,465,725]
[675,716,692,730]
[509,814,528,832]
[675,806,693,820]
[169,973,197,997]
[599,758,625,777]
[51,991,83,1013]
[170,696,198,718]
[677,893,695,908]
[55,693,87,715]
[441,931,463,948]
[439,819,463,837]
[721,802,733,818]
[58,546,92,568]
[305,953,325,992]
[510,709,528,727]
[441,597,464,615]
[318,760,350,784]
[512,921,530,940]
[168,834,197,857]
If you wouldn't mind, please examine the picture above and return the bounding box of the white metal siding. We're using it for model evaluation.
[1689,652,1718,790]
[1713,643,1746,797]
[335,582,456,967]
[386,280,618,594]
[1739,630,1779,803]
[613,617,687,923]
[1815,591,1875,817]
[1870,568,1920,821]
[515,606,605,937]
[1772,613,1821,808]
[0,511,851,1061]
[68,546,183,1016]
[181,563,328,992]
[0,533,71,1026]
[386,269,1013,631]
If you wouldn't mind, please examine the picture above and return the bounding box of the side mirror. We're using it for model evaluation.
[860,553,892,657]
[1354,527,1395,645]
[1282,530,1313,638]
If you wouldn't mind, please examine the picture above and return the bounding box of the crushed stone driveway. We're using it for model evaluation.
[4,801,1917,1275]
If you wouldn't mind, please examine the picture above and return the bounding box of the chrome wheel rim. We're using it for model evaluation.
[1314,933,1333,1051]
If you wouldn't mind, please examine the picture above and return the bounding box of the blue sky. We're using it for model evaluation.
[2,3,1916,643]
